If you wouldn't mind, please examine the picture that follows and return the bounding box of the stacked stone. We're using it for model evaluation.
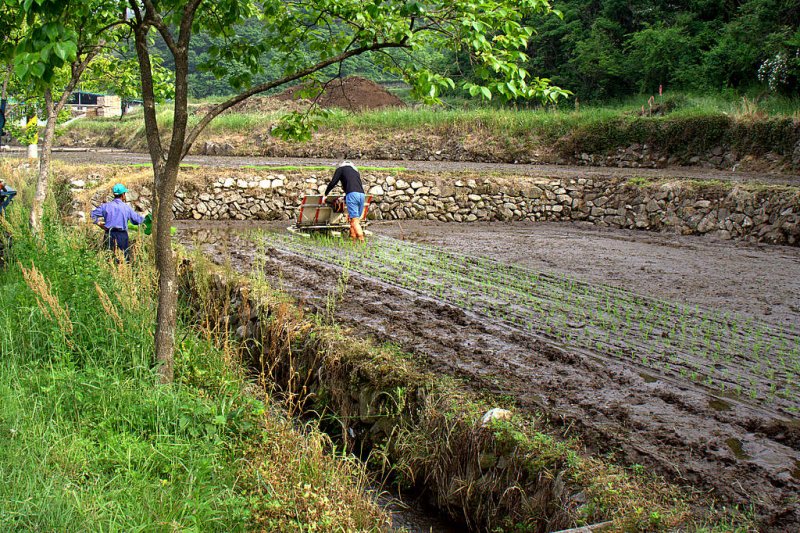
[71,172,799,245]
[368,176,584,223]
[574,144,739,169]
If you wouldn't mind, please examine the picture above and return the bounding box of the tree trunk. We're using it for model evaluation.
[29,47,98,233]
[153,163,179,383]
[133,6,194,383]
[30,91,56,233]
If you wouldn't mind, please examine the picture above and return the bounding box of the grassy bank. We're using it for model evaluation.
[0,167,387,531]
[63,92,800,140]
[57,92,800,170]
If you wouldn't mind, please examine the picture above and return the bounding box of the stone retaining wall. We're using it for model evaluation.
[73,171,800,245]
[200,138,762,171]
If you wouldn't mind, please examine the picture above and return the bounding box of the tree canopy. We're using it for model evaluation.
[522,0,800,99]
[143,0,800,101]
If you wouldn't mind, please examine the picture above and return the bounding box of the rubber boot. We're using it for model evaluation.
[350,217,365,242]
[349,217,358,240]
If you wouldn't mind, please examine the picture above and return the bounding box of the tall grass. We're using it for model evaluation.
[64,105,282,142]
[0,165,387,531]
[316,92,800,136]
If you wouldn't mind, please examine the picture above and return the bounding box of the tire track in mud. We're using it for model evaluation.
[190,232,800,530]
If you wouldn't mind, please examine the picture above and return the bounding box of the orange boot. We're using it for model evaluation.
[349,217,358,240]
[350,217,365,242]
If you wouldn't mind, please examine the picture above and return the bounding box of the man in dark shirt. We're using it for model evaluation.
[321,160,366,242]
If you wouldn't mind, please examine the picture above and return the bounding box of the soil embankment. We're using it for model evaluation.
[8,148,798,185]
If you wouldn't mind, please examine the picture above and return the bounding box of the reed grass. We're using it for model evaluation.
[0,164,388,531]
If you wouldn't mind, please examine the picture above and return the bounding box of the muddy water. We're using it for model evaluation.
[374,220,800,328]
[177,220,800,531]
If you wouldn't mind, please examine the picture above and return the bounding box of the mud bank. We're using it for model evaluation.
[178,221,800,531]
[180,262,586,532]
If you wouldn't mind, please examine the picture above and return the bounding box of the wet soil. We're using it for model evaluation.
[177,220,800,530]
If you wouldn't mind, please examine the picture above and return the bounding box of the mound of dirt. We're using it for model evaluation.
[276,76,405,111]
[191,96,307,116]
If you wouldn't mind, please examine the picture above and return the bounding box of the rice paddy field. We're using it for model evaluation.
[177,218,800,529]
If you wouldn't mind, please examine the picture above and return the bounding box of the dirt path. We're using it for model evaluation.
[177,220,800,530]
[3,147,799,185]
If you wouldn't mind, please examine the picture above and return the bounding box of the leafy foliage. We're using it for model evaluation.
[4,0,121,88]
[521,0,800,100]
[146,0,568,106]
[82,52,175,109]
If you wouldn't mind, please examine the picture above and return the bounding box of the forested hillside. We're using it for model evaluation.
[163,1,799,102]
[522,0,800,99]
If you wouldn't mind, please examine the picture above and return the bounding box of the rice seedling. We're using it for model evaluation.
[259,231,800,413]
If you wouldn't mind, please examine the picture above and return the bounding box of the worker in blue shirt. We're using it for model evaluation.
[0,178,16,217]
[91,183,144,261]
[0,178,16,267]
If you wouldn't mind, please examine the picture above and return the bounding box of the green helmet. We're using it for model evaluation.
[112,183,128,195]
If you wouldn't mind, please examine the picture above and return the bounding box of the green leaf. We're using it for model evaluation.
[60,40,77,61]
[13,60,28,79]
[31,61,45,78]
[44,22,60,41]
[54,41,69,60]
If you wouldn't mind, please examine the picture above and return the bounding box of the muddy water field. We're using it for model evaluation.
[178,220,800,529]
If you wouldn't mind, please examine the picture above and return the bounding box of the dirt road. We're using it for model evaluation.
[3,147,799,185]
[178,220,800,531]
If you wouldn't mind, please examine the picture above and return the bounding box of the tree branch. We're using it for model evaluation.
[178,0,204,50]
[141,0,178,56]
[183,41,410,157]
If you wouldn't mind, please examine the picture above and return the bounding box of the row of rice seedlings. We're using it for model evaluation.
[290,231,796,406]
[263,232,799,413]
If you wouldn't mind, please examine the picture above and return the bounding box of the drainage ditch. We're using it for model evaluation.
[179,260,587,532]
